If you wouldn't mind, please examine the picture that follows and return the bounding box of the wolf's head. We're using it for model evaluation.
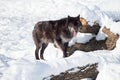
[67,15,82,37]
[60,15,82,43]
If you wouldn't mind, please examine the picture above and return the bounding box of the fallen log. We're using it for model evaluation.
[67,21,119,56]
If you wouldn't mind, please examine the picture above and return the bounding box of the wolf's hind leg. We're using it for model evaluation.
[40,43,48,60]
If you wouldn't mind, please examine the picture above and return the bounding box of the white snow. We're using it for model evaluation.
[81,78,93,80]
[0,0,120,80]
[96,63,120,80]
[69,32,95,46]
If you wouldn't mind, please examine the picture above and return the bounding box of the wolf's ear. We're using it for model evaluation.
[68,15,70,19]
[68,15,71,22]
[78,14,80,18]
[65,16,69,27]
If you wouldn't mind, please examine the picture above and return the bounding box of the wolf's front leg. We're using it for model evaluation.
[63,42,69,57]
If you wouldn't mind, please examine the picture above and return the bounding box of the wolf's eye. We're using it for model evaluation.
[74,22,78,26]
[64,28,69,32]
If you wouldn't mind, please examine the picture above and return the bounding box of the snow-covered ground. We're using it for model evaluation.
[0,0,120,80]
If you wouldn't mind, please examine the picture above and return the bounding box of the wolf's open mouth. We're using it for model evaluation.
[73,31,77,37]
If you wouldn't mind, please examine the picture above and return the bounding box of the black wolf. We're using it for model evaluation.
[32,15,82,60]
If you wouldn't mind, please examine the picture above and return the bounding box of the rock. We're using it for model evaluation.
[44,63,98,80]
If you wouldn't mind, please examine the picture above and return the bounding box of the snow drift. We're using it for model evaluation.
[0,0,120,80]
